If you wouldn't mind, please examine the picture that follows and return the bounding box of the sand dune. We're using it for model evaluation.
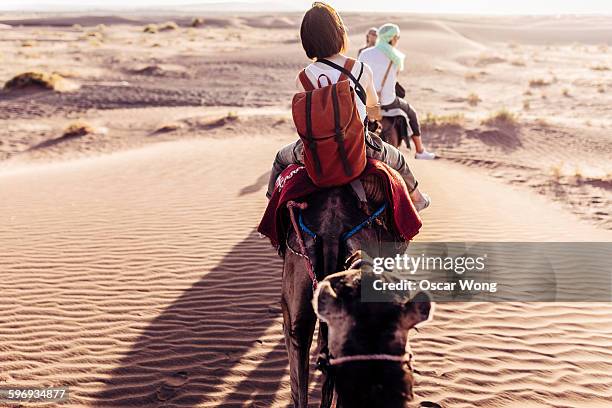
[1,134,611,407]
[0,11,611,408]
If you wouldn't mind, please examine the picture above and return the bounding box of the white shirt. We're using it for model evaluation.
[358,47,397,106]
[298,59,368,123]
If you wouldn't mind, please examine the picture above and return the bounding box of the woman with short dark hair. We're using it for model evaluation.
[267,2,430,211]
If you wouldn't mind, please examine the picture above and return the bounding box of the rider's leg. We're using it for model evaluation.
[266,140,304,198]
[366,133,431,211]
[396,98,436,160]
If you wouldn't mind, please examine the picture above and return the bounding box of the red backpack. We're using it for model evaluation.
[292,58,367,188]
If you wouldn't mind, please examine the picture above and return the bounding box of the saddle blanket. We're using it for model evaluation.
[258,159,422,249]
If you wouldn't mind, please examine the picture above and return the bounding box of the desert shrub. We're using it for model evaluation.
[597,84,605,93]
[467,93,481,106]
[464,72,478,81]
[590,64,610,71]
[562,88,571,97]
[523,100,530,110]
[159,21,179,31]
[422,113,465,130]
[534,118,549,127]
[511,59,526,67]
[62,121,95,138]
[191,18,205,28]
[529,78,551,87]
[203,112,240,128]
[482,108,519,127]
[143,24,158,33]
[4,71,64,91]
[154,122,184,134]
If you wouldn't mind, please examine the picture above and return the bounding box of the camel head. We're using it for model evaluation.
[313,254,433,408]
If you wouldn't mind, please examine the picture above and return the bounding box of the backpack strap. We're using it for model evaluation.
[304,91,322,176]
[331,83,352,177]
[316,58,367,105]
[338,58,356,82]
[299,69,315,91]
[356,61,364,81]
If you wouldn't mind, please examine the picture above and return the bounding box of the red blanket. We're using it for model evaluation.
[258,159,422,249]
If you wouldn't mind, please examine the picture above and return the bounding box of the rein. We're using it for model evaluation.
[287,200,318,290]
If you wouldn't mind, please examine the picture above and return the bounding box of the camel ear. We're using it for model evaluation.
[313,280,341,323]
[401,291,433,328]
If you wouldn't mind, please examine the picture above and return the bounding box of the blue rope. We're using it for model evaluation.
[341,204,387,241]
[298,211,317,239]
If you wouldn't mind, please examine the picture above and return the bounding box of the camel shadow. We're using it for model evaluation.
[91,230,287,407]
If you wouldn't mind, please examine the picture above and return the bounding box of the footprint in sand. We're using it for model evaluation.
[156,371,189,401]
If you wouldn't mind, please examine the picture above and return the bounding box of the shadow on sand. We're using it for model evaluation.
[92,230,290,407]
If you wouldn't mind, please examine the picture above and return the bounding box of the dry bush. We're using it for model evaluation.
[597,84,605,93]
[510,59,526,67]
[83,31,103,44]
[590,64,610,71]
[191,18,205,28]
[534,118,549,127]
[143,24,158,34]
[4,71,65,91]
[422,113,465,130]
[160,21,179,31]
[464,72,478,81]
[523,100,530,110]
[154,122,184,134]
[62,121,95,138]
[200,112,240,129]
[523,89,533,96]
[467,93,481,106]
[482,108,519,128]
[21,40,35,47]
[562,88,571,97]
[529,78,551,88]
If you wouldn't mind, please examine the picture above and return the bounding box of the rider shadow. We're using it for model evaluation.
[239,171,270,196]
[91,229,287,407]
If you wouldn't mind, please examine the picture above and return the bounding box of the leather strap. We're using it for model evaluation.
[316,58,367,105]
[305,91,322,176]
[377,60,394,98]
[338,58,355,82]
[299,69,315,91]
[331,83,352,177]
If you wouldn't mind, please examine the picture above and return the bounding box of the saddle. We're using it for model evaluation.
[258,159,422,251]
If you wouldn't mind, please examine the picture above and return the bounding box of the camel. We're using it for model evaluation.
[280,180,415,408]
[314,258,433,408]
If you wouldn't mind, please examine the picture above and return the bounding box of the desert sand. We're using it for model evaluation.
[0,11,611,408]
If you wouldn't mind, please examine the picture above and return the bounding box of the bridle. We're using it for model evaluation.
[330,352,412,367]
[285,200,415,372]
[318,350,413,372]
[286,199,387,291]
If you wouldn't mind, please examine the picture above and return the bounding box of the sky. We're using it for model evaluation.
[1,0,612,14]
